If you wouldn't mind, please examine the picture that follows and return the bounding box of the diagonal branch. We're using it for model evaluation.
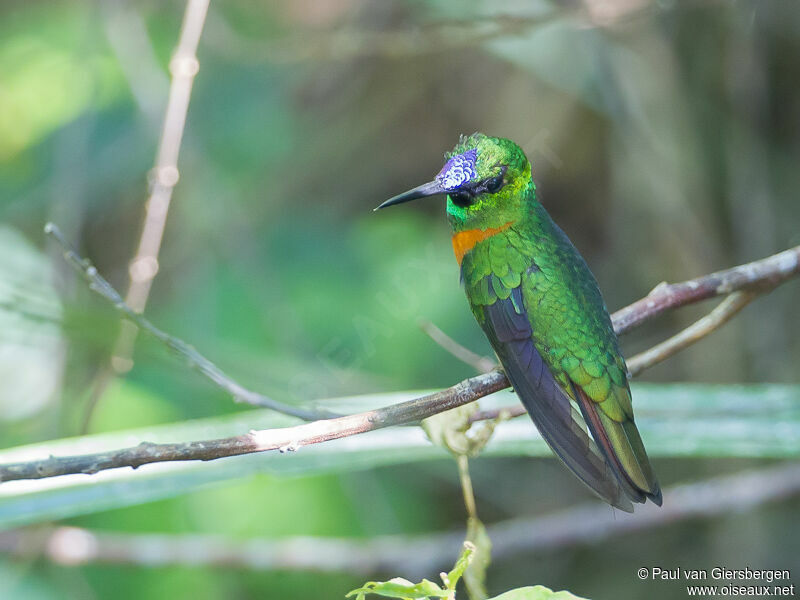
[626,290,758,376]
[45,224,334,421]
[10,241,796,484]
[0,372,509,482]
[418,319,497,373]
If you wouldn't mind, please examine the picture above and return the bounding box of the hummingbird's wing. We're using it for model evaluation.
[479,287,636,511]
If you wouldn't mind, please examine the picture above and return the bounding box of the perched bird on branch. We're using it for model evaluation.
[377,133,661,511]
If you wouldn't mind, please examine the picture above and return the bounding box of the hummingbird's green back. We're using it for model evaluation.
[378,133,661,511]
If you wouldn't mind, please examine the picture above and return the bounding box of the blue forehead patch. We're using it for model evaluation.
[436,148,478,191]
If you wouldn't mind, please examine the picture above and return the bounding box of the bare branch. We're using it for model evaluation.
[611,245,799,334]
[418,319,496,373]
[120,0,210,341]
[2,464,797,573]
[45,224,334,421]
[468,404,527,424]
[0,371,509,482]
[81,0,212,433]
[626,290,757,376]
[18,241,797,485]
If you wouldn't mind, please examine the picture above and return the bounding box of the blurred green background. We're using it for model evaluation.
[1,1,798,598]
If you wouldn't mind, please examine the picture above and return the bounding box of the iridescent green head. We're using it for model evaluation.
[376,133,534,232]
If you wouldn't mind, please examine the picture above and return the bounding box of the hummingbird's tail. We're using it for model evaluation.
[573,384,663,506]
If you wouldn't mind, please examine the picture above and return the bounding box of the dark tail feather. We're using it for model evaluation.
[573,384,662,506]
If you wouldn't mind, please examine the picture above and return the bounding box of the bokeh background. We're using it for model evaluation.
[1,1,798,598]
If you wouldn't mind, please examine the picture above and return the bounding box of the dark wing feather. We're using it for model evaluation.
[481,288,634,512]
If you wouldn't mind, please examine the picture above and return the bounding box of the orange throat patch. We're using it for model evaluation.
[451,222,513,265]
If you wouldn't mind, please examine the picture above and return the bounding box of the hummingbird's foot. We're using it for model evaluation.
[279,441,300,453]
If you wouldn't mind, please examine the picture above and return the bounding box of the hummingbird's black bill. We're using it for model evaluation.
[374,180,446,211]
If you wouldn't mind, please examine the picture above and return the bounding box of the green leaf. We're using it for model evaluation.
[463,518,491,600]
[346,577,446,599]
[347,542,477,599]
[488,586,588,600]
[444,541,475,591]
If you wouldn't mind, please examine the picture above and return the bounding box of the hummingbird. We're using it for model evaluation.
[376,133,661,511]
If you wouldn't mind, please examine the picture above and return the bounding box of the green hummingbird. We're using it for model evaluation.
[377,133,661,511]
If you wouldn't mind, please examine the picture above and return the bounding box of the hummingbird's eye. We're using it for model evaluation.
[486,175,504,193]
[449,191,473,207]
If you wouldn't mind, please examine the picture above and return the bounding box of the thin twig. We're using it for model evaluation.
[82,0,211,433]
[468,405,527,424]
[16,242,797,484]
[117,0,210,362]
[1,464,797,573]
[418,319,496,373]
[626,290,758,376]
[45,224,334,421]
[457,455,478,520]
